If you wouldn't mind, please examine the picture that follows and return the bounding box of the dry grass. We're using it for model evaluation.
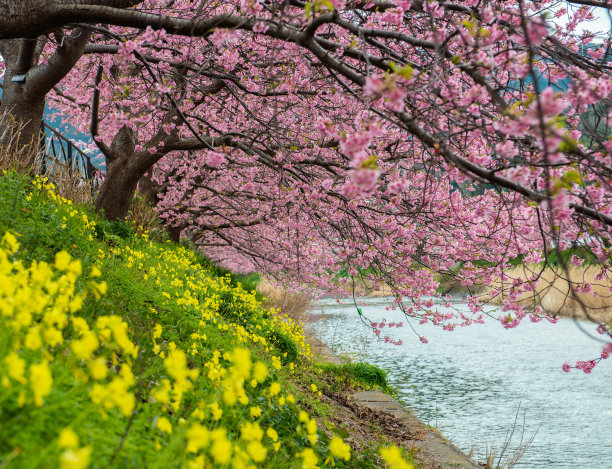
[0,110,97,204]
[126,193,164,237]
[482,264,612,322]
[0,114,161,235]
[0,111,38,174]
[335,277,397,298]
[257,278,312,324]
[476,403,539,469]
[44,160,96,205]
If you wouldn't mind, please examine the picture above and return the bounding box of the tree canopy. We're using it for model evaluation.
[0,0,611,370]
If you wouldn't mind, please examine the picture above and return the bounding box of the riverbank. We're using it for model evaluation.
[257,279,480,468]
[479,264,612,322]
[309,297,612,469]
[328,268,612,323]
[305,325,479,469]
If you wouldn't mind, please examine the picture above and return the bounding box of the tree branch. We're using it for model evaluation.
[25,27,92,101]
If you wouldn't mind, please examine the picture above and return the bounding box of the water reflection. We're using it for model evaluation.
[309,297,612,469]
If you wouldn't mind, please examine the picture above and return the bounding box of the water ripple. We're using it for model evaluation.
[310,298,612,469]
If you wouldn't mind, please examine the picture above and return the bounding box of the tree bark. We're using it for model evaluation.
[0,39,45,164]
[138,169,161,206]
[167,224,182,243]
[0,30,90,164]
[94,125,144,220]
[94,156,142,220]
[0,82,46,165]
[138,169,186,242]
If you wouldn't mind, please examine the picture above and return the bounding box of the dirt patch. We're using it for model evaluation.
[307,388,441,468]
[323,389,427,441]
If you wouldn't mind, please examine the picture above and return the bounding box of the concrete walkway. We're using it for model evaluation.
[309,336,479,469]
[352,390,478,469]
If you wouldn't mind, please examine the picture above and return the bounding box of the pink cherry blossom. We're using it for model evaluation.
[205,151,226,168]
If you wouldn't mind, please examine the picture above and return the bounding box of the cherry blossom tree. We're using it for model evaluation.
[0,0,611,369]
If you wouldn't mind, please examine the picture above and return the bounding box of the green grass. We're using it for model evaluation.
[317,363,390,392]
[0,171,415,469]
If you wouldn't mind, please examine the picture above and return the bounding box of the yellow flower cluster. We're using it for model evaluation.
[380,445,415,469]
[0,232,108,408]
[101,240,337,468]
[29,176,97,240]
[58,427,91,469]
[0,232,136,464]
[0,177,364,469]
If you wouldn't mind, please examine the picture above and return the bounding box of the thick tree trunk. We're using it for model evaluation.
[94,156,142,220]
[138,169,161,206]
[94,125,145,220]
[0,31,90,164]
[167,225,182,243]
[0,41,46,164]
[0,92,45,162]
[139,169,185,242]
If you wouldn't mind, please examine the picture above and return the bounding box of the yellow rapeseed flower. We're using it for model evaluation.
[329,436,351,461]
[186,423,210,453]
[379,445,414,469]
[231,347,251,378]
[88,358,107,380]
[5,352,26,384]
[266,427,278,443]
[299,448,319,469]
[210,428,232,465]
[240,422,263,441]
[59,446,91,469]
[153,379,171,404]
[71,331,99,360]
[269,382,281,396]
[156,416,173,434]
[252,361,267,383]
[1,232,19,254]
[58,428,79,449]
[54,251,72,271]
[24,327,42,350]
[246,441,267,462]
[30,360,52,406]
[306,419,317,435]
[209,402,223,421]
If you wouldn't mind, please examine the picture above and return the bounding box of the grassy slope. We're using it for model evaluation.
[0,172,415,469]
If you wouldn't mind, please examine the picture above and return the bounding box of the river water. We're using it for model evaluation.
[309,297,612,469]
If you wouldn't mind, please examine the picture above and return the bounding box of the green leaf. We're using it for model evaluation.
[559,137,578,153]
[396,64,413,80]
[461,19,474,31]
[562,169,582,186]
[317,0,335,11]
[330,424,350,438]
[360,155,378,170]
[552,177,571,191]
[304,2,313,19]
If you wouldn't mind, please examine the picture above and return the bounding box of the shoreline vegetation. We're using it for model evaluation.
[258,280,486,469]
[479,264,612,323]
[327,269,612,323]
